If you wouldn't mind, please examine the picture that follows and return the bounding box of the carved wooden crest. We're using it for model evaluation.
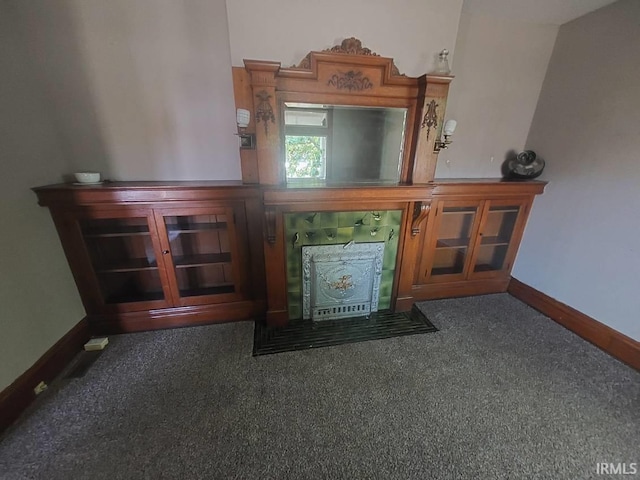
[327,37,377,56]
[294,37,404,76]
[327,70,373,91]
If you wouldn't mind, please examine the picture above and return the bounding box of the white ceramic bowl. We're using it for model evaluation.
[74,172,101,183]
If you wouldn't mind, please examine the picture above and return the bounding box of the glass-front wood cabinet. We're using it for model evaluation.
[154,207,248,307]
[469,199,528,279]
[72,204,249,313]
[419,200,483,284]
[419,197,530,285]
[78,211,168,307]
[34,182,266,333]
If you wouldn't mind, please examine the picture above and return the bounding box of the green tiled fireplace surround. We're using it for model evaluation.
[284,210,403,320]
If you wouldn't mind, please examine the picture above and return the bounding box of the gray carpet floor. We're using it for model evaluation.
[0,294,638,480]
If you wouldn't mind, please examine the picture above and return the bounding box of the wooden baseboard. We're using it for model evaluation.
[411,278,510,301]
[88,300,265,335]
[508,277,640,371]
[0,318,90,433]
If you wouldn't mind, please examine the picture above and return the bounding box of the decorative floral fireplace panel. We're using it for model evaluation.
[284,210,402,320]
[302,242,385,321]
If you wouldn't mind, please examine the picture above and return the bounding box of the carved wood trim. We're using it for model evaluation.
[293,37,404,76]
[421,99,438,140]
[411,201,430,236]
[255,90,275,135]
[327,70,373,91]
[264,206,277,244]
[243,60,281,85]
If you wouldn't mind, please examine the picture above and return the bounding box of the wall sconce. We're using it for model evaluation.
[434,119,457,153]
[236,108,255,149]
[236,109,250,128]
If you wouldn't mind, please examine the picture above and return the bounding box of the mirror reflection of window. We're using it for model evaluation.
[284,108,330,180]
[284,103,407,184]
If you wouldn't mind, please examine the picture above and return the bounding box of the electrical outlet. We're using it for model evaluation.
[490,156,495,163]
[34,381,47,395]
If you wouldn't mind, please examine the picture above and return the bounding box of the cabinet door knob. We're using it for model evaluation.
[162,250,170,255]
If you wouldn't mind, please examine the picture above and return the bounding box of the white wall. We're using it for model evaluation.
[225,0,557,180]
[435,10,558,178]
[513,0,640,341]
[461,0,618,25]
[23,0,241,181]
[225,0,464,77]
[0,0,240,391]
[0,2,85,391]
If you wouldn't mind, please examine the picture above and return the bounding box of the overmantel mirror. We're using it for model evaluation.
[238,38,453,185]
[282,102,407,184]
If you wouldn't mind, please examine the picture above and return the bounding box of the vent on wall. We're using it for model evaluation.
[313,302,371,321]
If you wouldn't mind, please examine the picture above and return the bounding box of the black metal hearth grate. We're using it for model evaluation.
[253,305,438,356]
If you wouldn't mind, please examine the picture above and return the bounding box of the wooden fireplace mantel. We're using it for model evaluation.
[33,40,547,332]
[34,179,545,331]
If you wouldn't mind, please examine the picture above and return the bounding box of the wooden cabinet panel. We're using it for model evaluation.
[69,204,253,313]
[468,198,531,280]
[412,194,535,301]
[69,207,173,313]
[418,199,483,284]
[153,204,250,307]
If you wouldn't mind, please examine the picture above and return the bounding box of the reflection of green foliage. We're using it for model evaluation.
[285,136,325,178]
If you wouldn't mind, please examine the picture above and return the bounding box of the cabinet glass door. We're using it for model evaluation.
[80,216,168,307]
[423,201,482,282]
[158,207,244,306]
[470,201,526,277]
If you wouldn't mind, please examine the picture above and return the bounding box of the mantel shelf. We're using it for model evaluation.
[34,179,546,210]
[263,184,434,206]
[431,179,546,197]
